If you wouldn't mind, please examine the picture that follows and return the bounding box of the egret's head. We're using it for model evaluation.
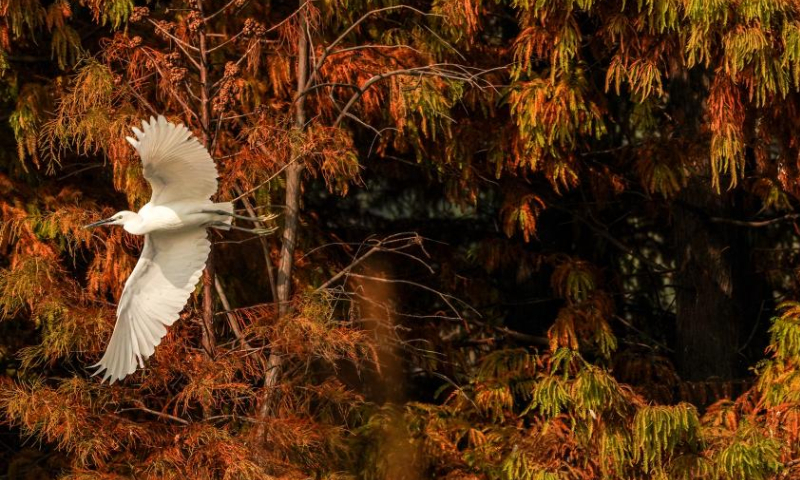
[83,211,137,229]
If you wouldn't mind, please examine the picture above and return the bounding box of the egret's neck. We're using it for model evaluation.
[122,213,146,235]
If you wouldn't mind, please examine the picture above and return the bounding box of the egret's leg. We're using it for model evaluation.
[208,221,276,235]
[201,209,268,223]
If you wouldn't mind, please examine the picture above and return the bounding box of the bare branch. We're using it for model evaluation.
[140,50,200,123]
[345,273,478,319]
[118,405,190,425]
[147,19,202,70]
[327,6,438,56]
[214,276,252,349]
[332,64,500,128]
[710,213,800,228]
[303,5,441,93]
[233,186,279,302]
[204,0,249,23]
[313,233,434,292]
[207,29,246,54]
[231,153,304,202]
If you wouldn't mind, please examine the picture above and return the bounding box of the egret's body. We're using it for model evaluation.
[86,115,238,383]
[118,202,224,235]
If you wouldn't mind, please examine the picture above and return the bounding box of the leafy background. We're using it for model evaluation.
[1,0,800,478]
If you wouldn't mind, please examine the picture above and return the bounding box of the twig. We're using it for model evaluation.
[147,19,201,69]
[204,0,244,23]
[614,315,674,352]
[710,213,800,228]
[554,205,671,274]
[314,233,430,291]
[231,154,303,202]
[233,186,279,302]
[345,273,478,319]
[303,5,441,92]
[214,276,252,349]
[118,406,190,425]
[332,64,499,128]
[207,29,246,54]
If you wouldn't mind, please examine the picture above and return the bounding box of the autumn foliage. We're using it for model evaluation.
[2,0,800,478]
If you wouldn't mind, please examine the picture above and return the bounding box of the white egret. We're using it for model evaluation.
[84,115,266,383]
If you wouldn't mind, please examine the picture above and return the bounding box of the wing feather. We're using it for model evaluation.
[126,115,218,205]
[93,228,210,383]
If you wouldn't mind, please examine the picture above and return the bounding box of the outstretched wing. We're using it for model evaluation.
[93,228,210,383]
[125,115,218,205]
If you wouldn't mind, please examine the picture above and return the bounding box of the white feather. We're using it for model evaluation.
[131,115,219,205]
[92,115,223,383]
[93,229,209,383]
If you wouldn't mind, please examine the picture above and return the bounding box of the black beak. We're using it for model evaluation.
[83,217,114,229]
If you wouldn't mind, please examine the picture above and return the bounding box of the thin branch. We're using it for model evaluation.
[330,43,423,56]
[328,6,437,56]
[614,315,674,352]
[332,64,500,128]
[215,277,252,349]
[264,2,307,35]
[303,5,441,93]
[124,80,159,115]
[204,0,243,22]
[419,22,466,61]
[147,19,202,69]
[233,186,279,302]
[207,29,246,54]
[710,213,800,228]
[554,205,671,274]
[118,406,190,425]
[231,154,303,202]
[56,164,103,180]
[293,82,362,103]
[345,273,478,319]
[139,50,200,123]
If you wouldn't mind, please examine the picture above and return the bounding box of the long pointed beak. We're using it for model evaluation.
[83,217,114,229]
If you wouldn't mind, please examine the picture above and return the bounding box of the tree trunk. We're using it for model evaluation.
[257,3,307,427]
[673,179,746,381]
[198,13,216,356]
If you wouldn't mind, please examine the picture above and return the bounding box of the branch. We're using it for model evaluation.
[332,64,500,128]
[207,29,246,54]
[214,276,252,349]
[139,50,200,123]
[553,205,671,274]
[345,273,478,320]
[196,0,217,357]
[231,153,304,202]
[315,233,427,291]
[710,213,800,228]
[204,0,248,23]
[123,80,158,115]
[233,186,279,302]
[294,82,362,103]
[118,405,190,425]
[147,19,201,70]
[303,5,441,93]
[256,1,309,435]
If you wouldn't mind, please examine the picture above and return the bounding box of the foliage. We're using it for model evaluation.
[2,0,800,479]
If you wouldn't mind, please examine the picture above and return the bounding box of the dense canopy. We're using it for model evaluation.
[1,0,800,479]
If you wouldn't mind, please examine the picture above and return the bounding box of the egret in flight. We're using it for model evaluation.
[84,115,266,383]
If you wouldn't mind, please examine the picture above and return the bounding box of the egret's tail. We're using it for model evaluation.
[214,202,234,230]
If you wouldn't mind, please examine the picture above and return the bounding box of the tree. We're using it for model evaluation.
[2,0,800,479]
